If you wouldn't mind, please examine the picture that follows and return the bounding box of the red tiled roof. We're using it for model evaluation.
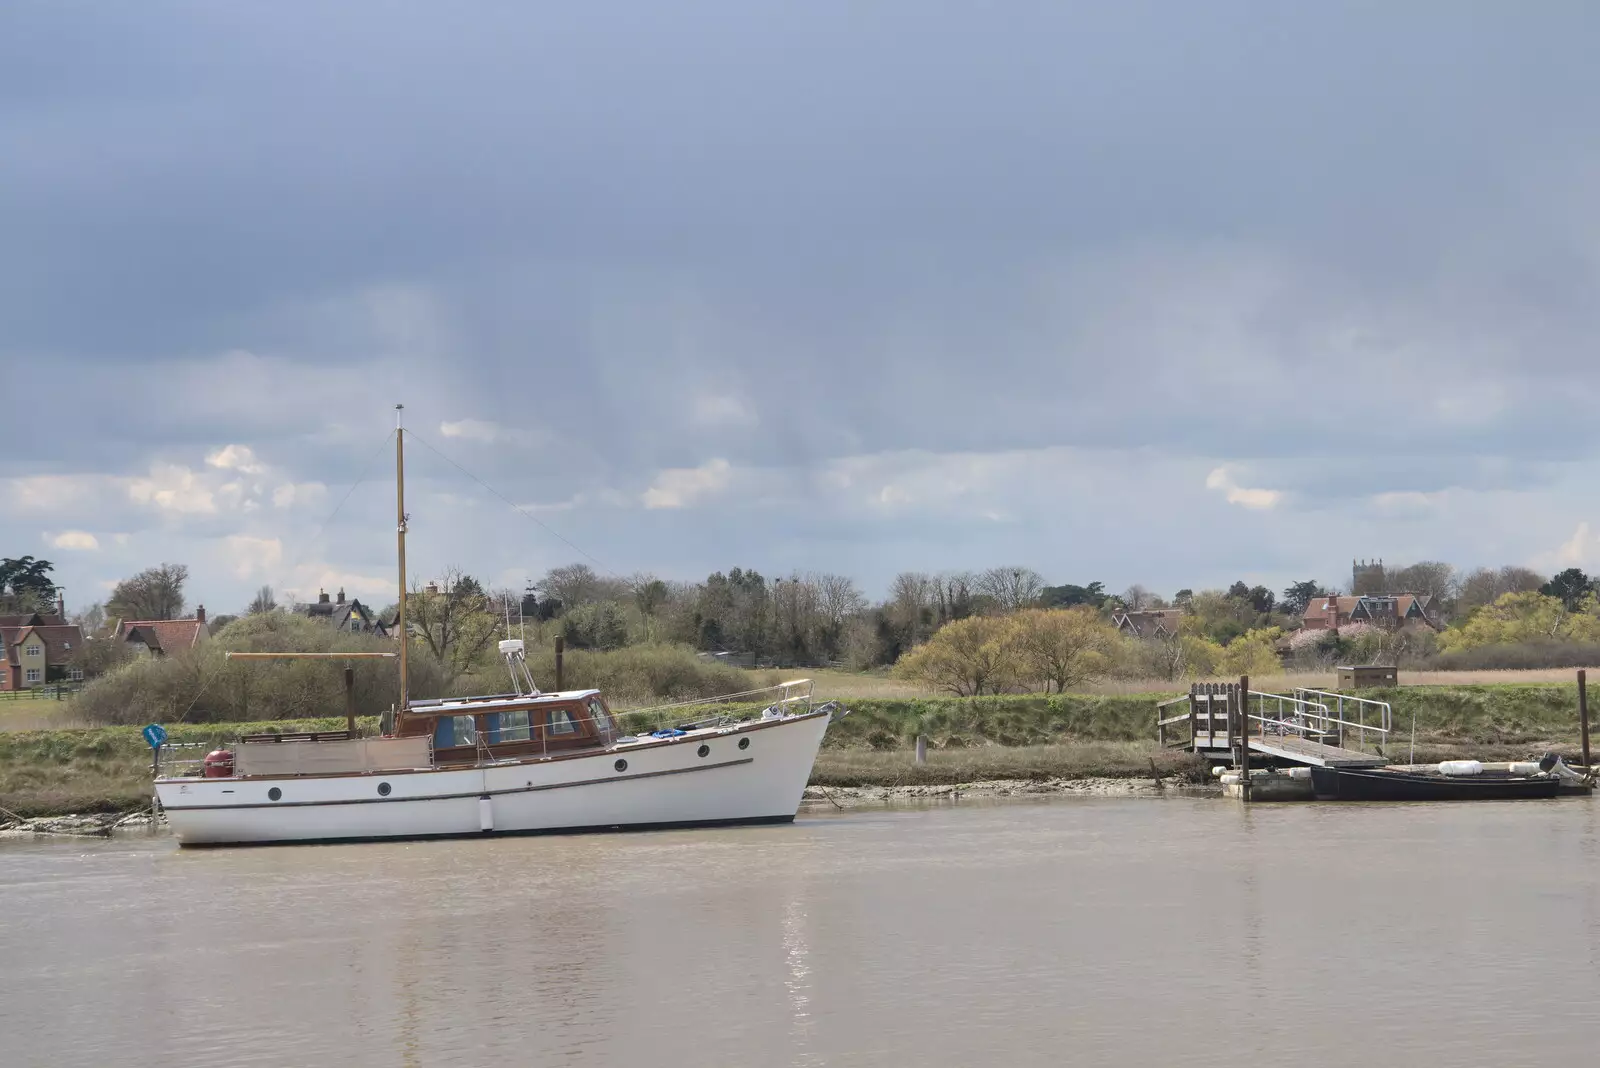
[117,618,206,652]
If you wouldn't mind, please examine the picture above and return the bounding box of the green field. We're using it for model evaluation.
[1,683,1591,818]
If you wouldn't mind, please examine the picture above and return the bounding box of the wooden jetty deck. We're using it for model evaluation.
[1158,680,1389,769]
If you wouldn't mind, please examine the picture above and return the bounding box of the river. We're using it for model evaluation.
[3,795,1599,1066]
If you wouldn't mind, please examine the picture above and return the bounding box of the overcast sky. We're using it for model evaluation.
[5,3,1600,614]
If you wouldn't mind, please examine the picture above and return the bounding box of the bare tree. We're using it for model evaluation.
[107,563,188,621]
[409,567,502,681]
[1456,565,1547,617]
[536,563,624,608]
[978,567,1046,612]
[887,571,937,645]
[1121,584,1156,612]
[248,585,278,614]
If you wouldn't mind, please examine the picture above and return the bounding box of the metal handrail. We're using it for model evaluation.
[1292,687,1393,736]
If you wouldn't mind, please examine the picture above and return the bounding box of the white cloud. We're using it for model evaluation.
[1205,466,1282,510]
[642,458,733,509]
[691,393,756,429]
[1542,522,1596,571]
[48,530,100,551]
[272,482,327,509]
[6,475,111,514]
[127,463,218,514]
[206,444,266,475]
[222,535,284,579]
[440,418,504,443]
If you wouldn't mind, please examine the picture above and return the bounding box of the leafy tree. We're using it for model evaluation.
[0,556,57,613]
[1540,568,1595,612]
[1438,591,1600,651]
[1280,580,1325,616]
[1246,585,1275,614]
[107,563,188,621]
[1040,582,1107,609]
[1226,581,1252,602]
[892,615,1017,696]
[1007,607,1118,693]
[560,601,629,651]
[1218,626,1284,676]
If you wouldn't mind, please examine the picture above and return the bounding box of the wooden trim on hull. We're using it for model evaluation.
[174,812,798,849]
[162,756,755,811]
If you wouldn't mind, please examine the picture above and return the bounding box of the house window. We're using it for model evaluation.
[62,641,71,651]
[24,668,41,683]
[69,667,84,681]
[24,644,41,657]
[548,707,578,735]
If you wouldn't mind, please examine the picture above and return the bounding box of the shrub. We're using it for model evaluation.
[457,642,758,709]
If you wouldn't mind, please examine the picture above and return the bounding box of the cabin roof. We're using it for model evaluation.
[407,689,602,715]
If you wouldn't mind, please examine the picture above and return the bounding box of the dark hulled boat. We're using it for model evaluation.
[1309,764,1565,802]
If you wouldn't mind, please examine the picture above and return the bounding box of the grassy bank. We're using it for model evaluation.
[2,684,1592,818]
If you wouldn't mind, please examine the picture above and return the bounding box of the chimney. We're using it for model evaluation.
[195,604,206,624]
[57,592,65,618]
[318,589,330,604]
[337,587,346,605]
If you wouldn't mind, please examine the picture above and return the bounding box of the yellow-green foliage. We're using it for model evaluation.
[1439,591,1600,651]
[893,609,1123,696]
[1218,626,1284,677]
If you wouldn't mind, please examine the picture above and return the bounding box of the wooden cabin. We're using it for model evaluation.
[397,689,618,765]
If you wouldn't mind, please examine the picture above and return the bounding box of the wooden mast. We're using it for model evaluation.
[396,404,409,713]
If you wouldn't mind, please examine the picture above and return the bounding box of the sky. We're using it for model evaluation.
[5,2,1600,615]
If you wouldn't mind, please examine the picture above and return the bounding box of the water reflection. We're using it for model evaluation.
[5,798,1600,1067]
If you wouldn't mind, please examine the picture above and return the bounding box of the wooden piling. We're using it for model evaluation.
[344,667,357,736]
[555,636,565,691]
[1580,669,1591,773]
[1238,675,1251,802]
[915,734,927,765]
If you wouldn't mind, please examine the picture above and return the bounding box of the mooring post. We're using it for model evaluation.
[555,636,565,691]
[1238,675,1251,802]
[1188,686,1198,748]
[1580,669,1591,773]
[344,667,357,736]
[915,734,927,765]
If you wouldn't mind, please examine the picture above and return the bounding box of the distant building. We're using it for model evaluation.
[0,606,85,689]
[115,606,211,657]
[1300,594,1438,632]
[294,588,389,637]
[1111,608,1188,639]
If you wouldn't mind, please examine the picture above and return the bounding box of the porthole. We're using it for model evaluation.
[377,782,392,797]
[268,787,282,801]
[738,737,750,750]
[697,744,710,758]
[614,759,628,772]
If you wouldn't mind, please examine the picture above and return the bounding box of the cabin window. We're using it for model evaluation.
[498,710,531,742]
[587,698,610,734]
[449,715,478,747]
[548,707,578,735]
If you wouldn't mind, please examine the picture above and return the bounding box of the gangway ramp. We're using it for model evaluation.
[1157,681,1390,769]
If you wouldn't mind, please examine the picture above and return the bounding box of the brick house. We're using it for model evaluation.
[293,588,390,637]
[1111,608,1188,639]
[0,609,85,689]
[115,605,211,657]
[1300,594,1438,632]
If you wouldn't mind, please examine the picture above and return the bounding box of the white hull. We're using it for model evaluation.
[156,711,831,846]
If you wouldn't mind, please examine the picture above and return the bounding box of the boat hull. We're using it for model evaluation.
[156,711,831,846]
[1309,765,1565,802]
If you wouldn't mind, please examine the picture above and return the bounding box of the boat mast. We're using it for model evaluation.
[396,404,409,712]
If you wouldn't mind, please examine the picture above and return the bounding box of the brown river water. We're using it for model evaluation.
[4,795,1600,1067]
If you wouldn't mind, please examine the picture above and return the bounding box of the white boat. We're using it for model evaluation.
[152,407,839,846]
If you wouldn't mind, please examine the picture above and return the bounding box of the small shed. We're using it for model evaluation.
[1336,664,1397,689]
